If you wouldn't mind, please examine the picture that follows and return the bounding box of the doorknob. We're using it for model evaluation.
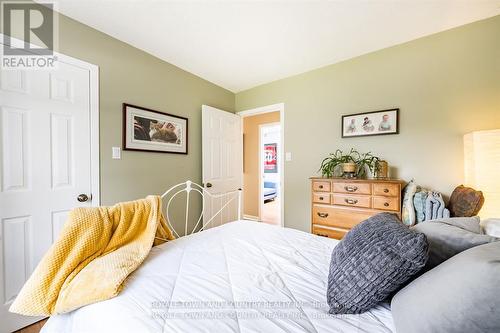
[77,194,90,202]
[206,183,213,188]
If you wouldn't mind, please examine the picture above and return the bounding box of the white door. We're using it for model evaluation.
[0,58,98,331]
[202,105,242,229]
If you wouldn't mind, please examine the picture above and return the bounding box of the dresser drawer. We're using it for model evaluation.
[333,182,371,195]
[312,181,331,192]
[373,196,400,211]
[372,183,400,197]
[312,225,348,240]
[312,192,331,204]
[312,205,378,229]
[332,194,371,208]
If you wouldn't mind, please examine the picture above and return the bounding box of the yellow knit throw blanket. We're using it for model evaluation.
[9,195,175,316]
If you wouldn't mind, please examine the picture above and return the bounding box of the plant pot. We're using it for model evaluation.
[342,162,357,177]
[374,160,389,179]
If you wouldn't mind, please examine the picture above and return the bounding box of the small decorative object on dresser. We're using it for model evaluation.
[310,177,405,239]
[373,160,388,179]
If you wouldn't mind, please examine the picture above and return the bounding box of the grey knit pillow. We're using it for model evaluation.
[327,213,428,314]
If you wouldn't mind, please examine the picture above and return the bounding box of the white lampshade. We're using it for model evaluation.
[464,129,500,219]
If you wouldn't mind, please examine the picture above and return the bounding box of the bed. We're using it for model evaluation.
[42,221,394,333]
[264,181,278,201]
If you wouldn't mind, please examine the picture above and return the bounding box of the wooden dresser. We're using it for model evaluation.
[310,177,405,239]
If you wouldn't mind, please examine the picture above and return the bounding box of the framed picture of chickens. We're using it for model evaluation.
[123,103,188,154]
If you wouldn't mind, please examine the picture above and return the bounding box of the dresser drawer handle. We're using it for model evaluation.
[318,185,324,189]
[317,233,328,237]
[344,198,358,205]
[319,196,324,200]
[344,185,358,192]
[317,212,329,218]
[383,188,390,193]
[384,202,390,207]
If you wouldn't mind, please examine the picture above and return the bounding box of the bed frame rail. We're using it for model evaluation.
[160,180,242,238]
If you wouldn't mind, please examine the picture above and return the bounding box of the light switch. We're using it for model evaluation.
[285,152,292,161]
[112,147,121,159]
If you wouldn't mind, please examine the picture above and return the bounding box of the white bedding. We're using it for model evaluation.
[42,221,395,333]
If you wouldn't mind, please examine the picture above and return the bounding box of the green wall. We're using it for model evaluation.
[235,15,500,232]
[2,5,234,233]
[3,3,498,234]
[55,15,234,206]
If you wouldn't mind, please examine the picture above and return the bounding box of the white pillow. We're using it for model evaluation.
[402,180,418,226]
[480,218,500,237]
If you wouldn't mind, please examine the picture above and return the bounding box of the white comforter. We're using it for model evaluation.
[42,221,395,333]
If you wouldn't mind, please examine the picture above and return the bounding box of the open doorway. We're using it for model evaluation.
[260,123,281,225]
[240,108,283,226]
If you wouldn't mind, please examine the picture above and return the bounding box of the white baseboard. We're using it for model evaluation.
[243,214,260,221]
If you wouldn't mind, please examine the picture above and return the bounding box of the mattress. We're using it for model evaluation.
[42,221,395,333]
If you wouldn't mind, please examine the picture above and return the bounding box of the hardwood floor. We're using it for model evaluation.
[14,319,47,333]
[262,197,280,225]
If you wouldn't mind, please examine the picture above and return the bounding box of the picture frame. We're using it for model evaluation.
[342,108,399,138]
[264,143,278,173]
[123,103,188,154]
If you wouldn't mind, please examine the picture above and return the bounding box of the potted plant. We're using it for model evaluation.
[356,151,382,178]
[319,149,384,178]
[319,148,359,178]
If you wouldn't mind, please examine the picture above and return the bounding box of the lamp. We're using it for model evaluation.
[464,129,500,219]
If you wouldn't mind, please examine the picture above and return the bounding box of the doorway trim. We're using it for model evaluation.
[237,103,284,227]
[0,33,100,205]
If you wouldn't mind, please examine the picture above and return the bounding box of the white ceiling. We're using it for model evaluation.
[54,0,500,92]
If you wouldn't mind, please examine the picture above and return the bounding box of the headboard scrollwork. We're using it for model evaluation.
[160,181,242,238]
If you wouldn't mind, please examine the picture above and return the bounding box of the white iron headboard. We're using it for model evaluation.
[160,180,242,238]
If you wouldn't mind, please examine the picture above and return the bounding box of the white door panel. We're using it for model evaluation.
[202,105,242,229]
[0,57,96,332]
